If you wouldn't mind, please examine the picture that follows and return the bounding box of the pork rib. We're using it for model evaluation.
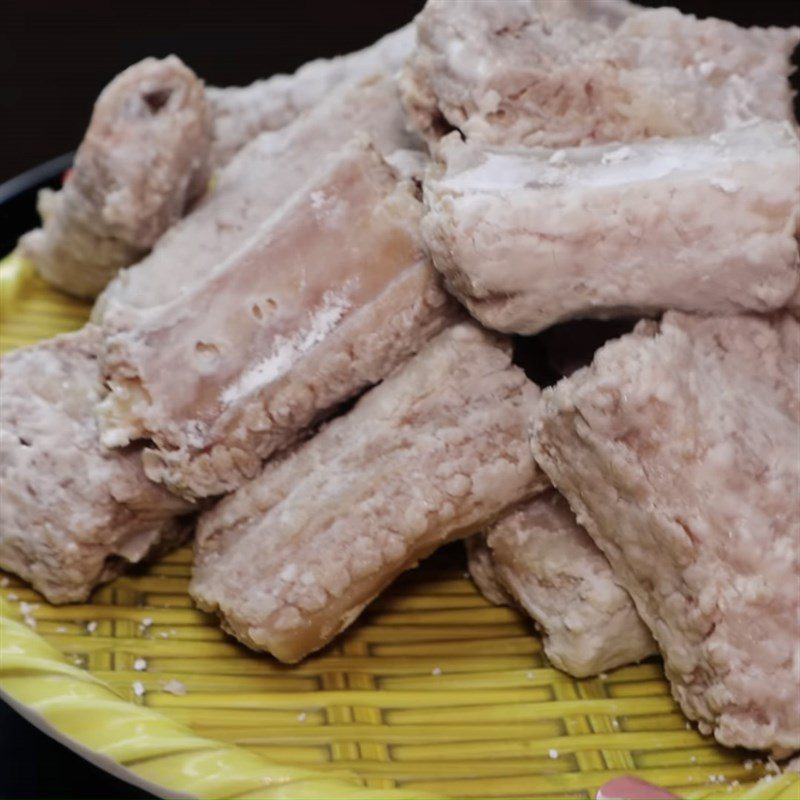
[0,327,194,604]
[99,139,458,499]
[19,56,212,299]
[402,0,799,147]
[532,311,800,754]
[423,123,800,334]
[94,75,416,319]
[468,490,656,678]
[191,322,544,663]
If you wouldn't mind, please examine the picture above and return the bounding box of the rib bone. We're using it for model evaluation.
[191,322,544,662]
[99,139,458,499]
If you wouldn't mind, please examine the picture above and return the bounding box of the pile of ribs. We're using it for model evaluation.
[3,0,799,761]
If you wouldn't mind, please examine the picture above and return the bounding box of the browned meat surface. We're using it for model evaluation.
[469,490,656,678]
[208,25,415,167]
[191,323,544,662]
[402,0,799,147]
[532,311,800,754]
[0,327,194,604]
[422,123,800,334]
[99,139,459,499]
[20,57,212,299]
[94,75,416,319]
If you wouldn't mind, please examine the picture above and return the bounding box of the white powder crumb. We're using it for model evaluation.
[132,681,145,697]
[764,775,774,784]
[698,60,715,77]
[19,601,38,616]
[526,671,535,680]
[685,721,692,730]
[133,658,147,671]
[611,719,620,730]
[690,756,697,764]
[431,667,442,676]
[86,621,98,633]
[598,672,608,680]
[23,615,37,629]
[7,593,18,601]
[162,679,187,696]
[548,749,559,760]
[56,626,68,633]
[549,150,566,164]
[765,758,780,775]
[140,617,153,629]
[743,760,754,771]
[1,577,9,587]
[297,712,307,722]
[730,781,739,788]
[601,146,633,164]
[710,177,740,194]
[158,632,170,639]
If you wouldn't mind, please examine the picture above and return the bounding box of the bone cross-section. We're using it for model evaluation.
[99,139,459,499]
[468,490,656,678]
[190,322,544,663]
[0,326,194,604]
[94,75,416,319]
[532,311,800,754]
[402,0,799,147]
[423,122,800,335]
[19,56,213,299]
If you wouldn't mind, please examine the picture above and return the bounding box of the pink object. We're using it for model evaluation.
[597,776,680,799]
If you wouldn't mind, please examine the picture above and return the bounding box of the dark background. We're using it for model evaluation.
[1,0,798,183]
[0,0,797,798]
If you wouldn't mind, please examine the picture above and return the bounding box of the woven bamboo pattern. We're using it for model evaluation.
[1,253,798,799]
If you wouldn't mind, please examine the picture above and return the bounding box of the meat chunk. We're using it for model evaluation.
[423,123,800,334]
[402,0,799,147]
[94,75,416,319]
[208,24,415,167]
[99,139,458,499]
[191,323,544,662]
[20,56,212,299]
[468,490,656,678]
[0,327,194,604]
[531,311,800,754]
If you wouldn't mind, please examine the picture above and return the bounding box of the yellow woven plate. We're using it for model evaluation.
[1,251,797,800]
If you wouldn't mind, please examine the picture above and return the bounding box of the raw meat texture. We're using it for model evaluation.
[468,491,657,678]
[532,311,800,754]
[94,75,416,320]
[208,25,414,167]
[191,323,544,663]
[465,536,513,607]
[0,326,194,604]
[402,0,799,147]
[423,123,800,334]
[20,56,212,299]
[99,139,459,499]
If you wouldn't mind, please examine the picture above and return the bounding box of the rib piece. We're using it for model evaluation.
[423,123,800,334]
[0,327,194,604]
[94,75,416,319]
[99,139,458,499]
[402,0,799,147]
[532,311,800,754]
[468,491,656,678]
[191,323,544,663]
[20,56,212,299]
[208,25,414,167]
